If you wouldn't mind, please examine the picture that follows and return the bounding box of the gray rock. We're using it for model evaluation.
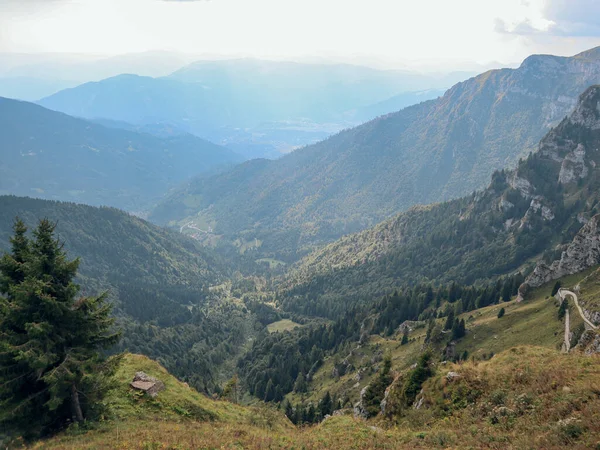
[521,214,600,291]
[446,371,460,381]
[130,371,165,398]
[397,320,425,334]
[353,386,370,419]
[559,144,588,184]
[509,174,534,199]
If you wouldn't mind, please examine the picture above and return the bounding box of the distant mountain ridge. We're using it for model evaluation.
[0,97,240,211]
[150,47,600,260]
[37,59,461,158]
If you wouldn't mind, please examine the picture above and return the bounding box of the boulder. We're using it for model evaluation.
[130,371,165,398]
[446,371,460,381]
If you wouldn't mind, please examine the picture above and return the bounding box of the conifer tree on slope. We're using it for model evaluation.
[0,218,121,438]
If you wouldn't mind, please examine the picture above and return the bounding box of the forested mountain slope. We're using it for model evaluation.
[280,85,600,316]
[0,196,256,392]
[150,47,600,260]
[0,97,239,212]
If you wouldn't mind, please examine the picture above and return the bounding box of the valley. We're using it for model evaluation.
[3,9,600,446]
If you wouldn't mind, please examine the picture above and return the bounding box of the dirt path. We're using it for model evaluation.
[563,307,570,353]
[559,289,598,330]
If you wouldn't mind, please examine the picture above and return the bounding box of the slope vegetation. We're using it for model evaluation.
[0,196,256,393]
[30,345,600,449]
[0,97,238,212]
[150,47,600,259]
[281,85,600,313]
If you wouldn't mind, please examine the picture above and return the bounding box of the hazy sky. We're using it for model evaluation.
[0,0,599,69]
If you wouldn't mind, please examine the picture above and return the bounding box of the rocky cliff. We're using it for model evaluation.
[522,214,600,291]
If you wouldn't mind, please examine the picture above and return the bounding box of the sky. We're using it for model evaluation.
[0,0,599,70]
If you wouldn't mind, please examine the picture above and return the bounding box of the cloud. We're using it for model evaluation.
[497,0,600,37]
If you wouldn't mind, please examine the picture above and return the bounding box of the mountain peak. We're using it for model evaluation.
[574,45,600,60]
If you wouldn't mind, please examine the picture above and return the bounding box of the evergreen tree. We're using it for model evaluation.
[558,299,568,320]
[0,219,120,438]
[293,372,307,393]
[221,374,239,403]
[502,280,512,302]
[551,281,562,297]
[497,307,506,319]
[401,331,409,345]
[401,352,432,407]
[361,354,393,417]
[283,400,294,422]
[263,378,275,402]
[305,403,316,423]
[451,318,466,339]
[319,391,333,417]
[444,310,455,331]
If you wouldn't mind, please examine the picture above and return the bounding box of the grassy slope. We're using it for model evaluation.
[31,349,600,449]
[267,319,302,333]
[26,272,600,449]
[290,271,596,407]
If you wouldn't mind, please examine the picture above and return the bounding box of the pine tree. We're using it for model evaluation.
[401,331,409,345]
[305,403,316,423]
[263,378,275,402]
[497,307,506,319]
[551,281,562,297]
[502,280,512,302]
[444,310,455,331]
[451,318,466,339]
[283,400,294,422]
[319,391,333,417]
[0,219,121,438]
[558,299,568,320]
[362,354,393,417]
[221,374,239,403]
[293,372,307,393]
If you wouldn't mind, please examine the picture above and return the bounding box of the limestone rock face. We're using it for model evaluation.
[523,214,600,290]
[569,85,600,130]
[130,371,165,398]
[509,174,534,199]
[559,144,588,184]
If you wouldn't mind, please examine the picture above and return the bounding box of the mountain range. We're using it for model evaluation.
[5,46,600,449]
[0,97,240,212]
[149,47,600,260]
[280,84,600,315]
[36,59,462,158]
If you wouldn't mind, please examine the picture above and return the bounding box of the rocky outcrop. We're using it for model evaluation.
[397,320,425,334]
[509,174,534,199]
[130,371,165,398]
[353,386,370,419]
[521,214,600,292]
[569,85,600,130]
[525,196,555,222]
[575,330,600,354]
[559,144,588,184]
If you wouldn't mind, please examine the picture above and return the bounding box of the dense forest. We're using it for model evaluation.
[0,196,266,393]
